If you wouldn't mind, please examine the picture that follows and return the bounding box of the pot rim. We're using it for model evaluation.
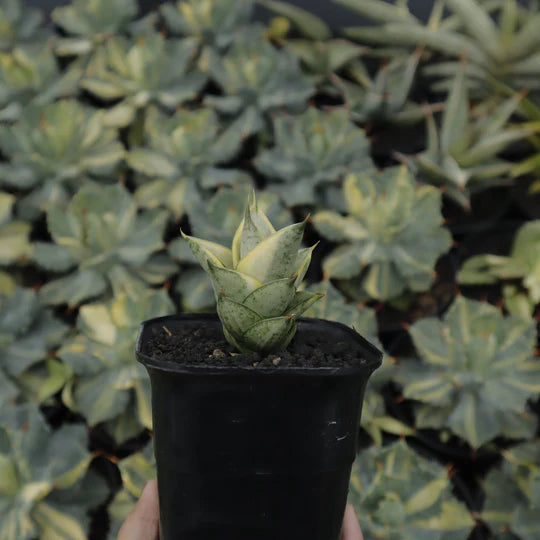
[136,314,383,376]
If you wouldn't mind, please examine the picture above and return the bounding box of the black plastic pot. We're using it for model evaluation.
[136,314,382,540]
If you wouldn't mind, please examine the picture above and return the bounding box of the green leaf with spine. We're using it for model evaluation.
[255,107,374,208]
[0,192,30,265]
[481,441,540,540]
[34,183,175,306]
[161,0,254,69]
[127,106,251,218]
[312,166,452,301]
[0,404,107,540]
[81,33,206,128]
[0,0,50,51]
[52,0,146,57]
[183,191,322,353]
[0,100,124,220]
[0,287,69,407]
[57,287,173,443]
[348,440,474,539]
[397,296,540,448]
[0,45,81,123]
[458,220,540,316]
[409,65,533,208]
[170,185,291,312]
[107,441,155,539]
[337,0,540,100]
[304,280,412,445]
[206,35,314,139]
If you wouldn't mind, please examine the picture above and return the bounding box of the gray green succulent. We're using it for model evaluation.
[0,0,49,51]
[398,296,540,448]
[34,183,175,306]
[410,65,533,208]
[312,166,452,301]
[206,36,314,138]
[81,33,206,127]
[348,440,474,539]
[58,287,173,443]
[0,192,30,265]
[0,100,124,219]
[255,107,374,208]
[183,191,322,353]
[0,404,107,540]
[458,220,540,318]
[481,441,540,540]
[127,106,251,218]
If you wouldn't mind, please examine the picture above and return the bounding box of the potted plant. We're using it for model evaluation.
[135,192,382,540]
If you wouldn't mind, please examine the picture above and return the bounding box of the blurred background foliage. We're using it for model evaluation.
[0,0,539,538]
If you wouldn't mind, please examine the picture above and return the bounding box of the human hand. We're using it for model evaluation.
[118,480,363,540]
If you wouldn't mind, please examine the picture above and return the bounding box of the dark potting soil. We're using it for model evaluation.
[141,320,369,369]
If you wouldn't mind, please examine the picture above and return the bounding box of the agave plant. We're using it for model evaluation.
[52,0,143,57]
[338,0,540,99]
[0,192,30,265]
[58,287,173,443]
[0,100,124,220]
[107,442,155,538]
[0,45,81,122]
[169,186,291,312]
[127,106,251,218]
[183,191,322,353]
[481,441,540,539]
[0,287,69,408]
[161,0,254,67]
[409,66,533,208]
[255,107,374,208]
[0,0,50,51]
[398,296,540,448]
[0,404,108,540]
[312,166,452,301]
[81,33,206,128]
[348,440,474,539]
[458,220,540,318]
[34,183,175,306]
[206,36,314,138]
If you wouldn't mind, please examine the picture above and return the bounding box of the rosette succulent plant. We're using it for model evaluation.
[161,0,254,67]
[127,107,251,218]
[481,441,540,539]
[0,0,49,51]
[0,45,81,122]
[410,66,533,208]
[255,107,374,208]
[182,191,322,353]
[312,166,452,301]
[0,192,30,265]
[58,287,173,443]
[398,296,540,448]
[206,36,314,138]
[81,33,206,128]
[34,183,175,306]
[52,0,145,58]
[0,404,107,540]
[348,441,474,539]
[0,288,68,407]
[458,220,540,318]
[0,100,124,219]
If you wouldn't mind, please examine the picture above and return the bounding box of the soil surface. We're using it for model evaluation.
[141,319,372,369]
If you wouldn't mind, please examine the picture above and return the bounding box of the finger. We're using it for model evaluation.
[341,504,363,540]
[118,480,159,540]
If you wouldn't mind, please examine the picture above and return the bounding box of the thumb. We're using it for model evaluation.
[341,504,364,540]
[118,479,159,540]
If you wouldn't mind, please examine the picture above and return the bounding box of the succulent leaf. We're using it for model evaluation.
[185,193,321,353]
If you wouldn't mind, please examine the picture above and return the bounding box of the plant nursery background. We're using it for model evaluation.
[1,0,539,538]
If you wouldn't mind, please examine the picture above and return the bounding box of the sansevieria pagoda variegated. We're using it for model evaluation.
[182,192,323,353]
